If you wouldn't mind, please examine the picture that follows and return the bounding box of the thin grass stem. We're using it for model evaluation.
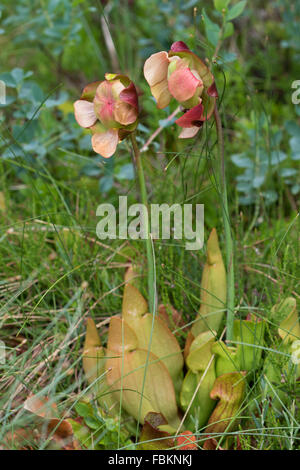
[214,106,235,342]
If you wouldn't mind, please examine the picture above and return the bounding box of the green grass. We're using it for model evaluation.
[0,144,299,449]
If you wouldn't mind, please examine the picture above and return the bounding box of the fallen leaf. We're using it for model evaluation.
[2,428,36,450]
[23,394,76,450]
[24,395,58,419]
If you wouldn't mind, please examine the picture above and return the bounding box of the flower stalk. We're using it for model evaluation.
[130,132,155,315]
[214,106,235,342]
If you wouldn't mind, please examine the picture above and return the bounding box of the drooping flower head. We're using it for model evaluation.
[144,41,218,138]
[74,74,138,158]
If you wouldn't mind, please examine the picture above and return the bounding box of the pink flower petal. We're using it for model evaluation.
[119,82,138,110]
[170,41,190,53]
[94,81,116,127]
[91,129,119,158]
[175,103,204,128]
[168,67,202,103]
[144,51,170,87]
[114,101,138,126]
[73,100,97,128]
[178,126,200,138]
[111,79,126,99]
[151,80,171,109]
[169,44,216,91]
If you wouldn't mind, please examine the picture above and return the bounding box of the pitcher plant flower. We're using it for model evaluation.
[143,41,218,138]
[74,74,139,158]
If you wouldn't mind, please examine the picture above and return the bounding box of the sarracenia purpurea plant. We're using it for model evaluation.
[76,227,300,449]
[73,41,234,343]
[72,42,300,449]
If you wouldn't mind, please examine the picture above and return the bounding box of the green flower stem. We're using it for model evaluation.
[130,132,155,314]
[214,106,235,342]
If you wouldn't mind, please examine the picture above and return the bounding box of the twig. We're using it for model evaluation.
[100,5,119,72]
[141,106,181,152]
[243,265,300,299]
